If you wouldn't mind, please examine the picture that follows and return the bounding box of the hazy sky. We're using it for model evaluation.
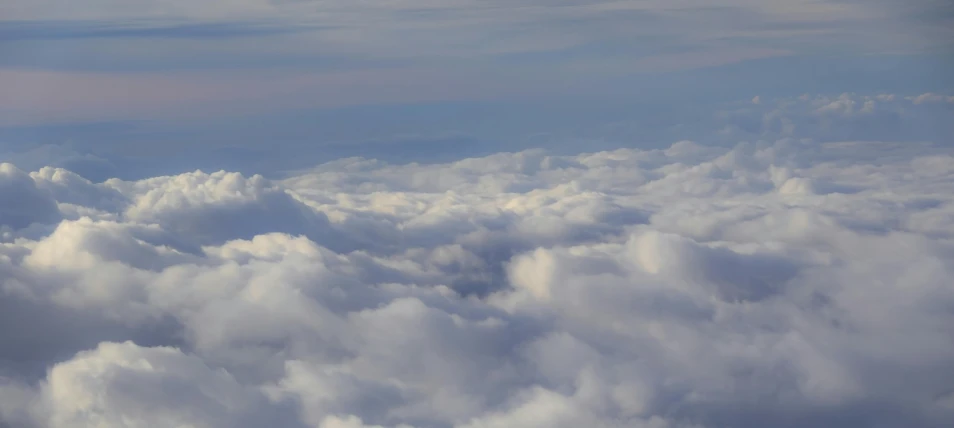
[1,0,952,178]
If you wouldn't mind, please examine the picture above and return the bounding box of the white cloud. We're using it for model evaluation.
[910,93,954,104]
[0,163,61,231]
[1,130,954,427]
[25,341,300,428]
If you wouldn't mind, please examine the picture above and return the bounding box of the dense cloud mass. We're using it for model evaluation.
[1,136,954,428]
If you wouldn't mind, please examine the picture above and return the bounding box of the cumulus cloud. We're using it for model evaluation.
[110,170,347,250]
[1,130,954,427]
[0,163,61,231]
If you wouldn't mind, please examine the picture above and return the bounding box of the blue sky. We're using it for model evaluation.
[0,0,952,179]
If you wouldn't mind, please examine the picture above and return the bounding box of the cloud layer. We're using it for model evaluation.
[4,91,954,184]
[1,136,954,427]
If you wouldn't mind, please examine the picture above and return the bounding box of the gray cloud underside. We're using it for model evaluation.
[2,123,954,427]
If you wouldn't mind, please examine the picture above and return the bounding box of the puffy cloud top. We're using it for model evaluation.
[1,136,954,427]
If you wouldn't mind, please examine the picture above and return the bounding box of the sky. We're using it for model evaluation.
[0,0,952,178]
[1,1,954,428]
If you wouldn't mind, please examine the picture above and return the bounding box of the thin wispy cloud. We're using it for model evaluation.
[0,0,950,127]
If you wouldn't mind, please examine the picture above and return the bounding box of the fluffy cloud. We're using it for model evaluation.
[110,170,348,249]
[1,133,954,427]
[0,163,61,231]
